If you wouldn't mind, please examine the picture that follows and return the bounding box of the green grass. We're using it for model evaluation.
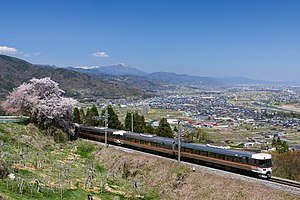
[95,164,106,173]
[75,141,99,159]
[0,123,149,199]
[0,180,124,200]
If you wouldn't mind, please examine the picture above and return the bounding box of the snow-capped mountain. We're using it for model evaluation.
[68,63,148,76]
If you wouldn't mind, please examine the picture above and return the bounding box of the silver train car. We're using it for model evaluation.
[76,125,272,179]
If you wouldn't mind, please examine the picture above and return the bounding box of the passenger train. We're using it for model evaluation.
[75,125,272,179]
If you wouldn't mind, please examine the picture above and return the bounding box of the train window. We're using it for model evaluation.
[234,157,242,163]
[200,151,208,156]
[194,150,201,155]
[248,159,255,166]
[208,152,216,158]
[218,154,225,160]
[225,155,234,161]
[150,142,156,146]
[165,144,172,150]
[184,148,193,153]
[158,143,165,148]
[258,159,272,168]
[241,157,247,164]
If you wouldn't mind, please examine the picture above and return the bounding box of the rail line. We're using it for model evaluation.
[83,138,300,195]
[269,177,300,189]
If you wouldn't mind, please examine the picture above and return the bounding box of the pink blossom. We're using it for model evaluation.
[2,77,77,134]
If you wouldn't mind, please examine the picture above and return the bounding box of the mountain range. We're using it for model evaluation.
[68,63,147,76]
[68,65,279,87]
[0,55,148,100]
[1,55,297,101]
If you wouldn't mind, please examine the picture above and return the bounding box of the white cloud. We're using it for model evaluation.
[74,66,100,69]
[33,52,41,56]
[91,51,109,58]
[23,53,31,58]
[0,45,19,54]
[23,52,41,58]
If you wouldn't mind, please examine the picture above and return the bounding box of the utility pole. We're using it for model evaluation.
[104,103,109,147]
[178,120,181,162]
[131,112,134,132]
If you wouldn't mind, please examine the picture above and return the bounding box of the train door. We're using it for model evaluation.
[172,142,175,155]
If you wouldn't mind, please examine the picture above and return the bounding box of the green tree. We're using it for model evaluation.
[73,107,81,124]
[273,137,289,153]
[196,128,209,142]
[125,111,146,133]
[145,123,155,134]
[156,118,173,138]
[85,108,92,125]
[133,112,146,133]
[85,105,99,126]
[90,104,99,126]
[79,108,86,124]
[272,136,277,146]
[124,112,132,131]
[100,105,123,129]
[186,128,208,143]
[173,126,178,132]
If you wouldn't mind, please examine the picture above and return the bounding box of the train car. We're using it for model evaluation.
[76,125,272,179]
[179,142,272,178]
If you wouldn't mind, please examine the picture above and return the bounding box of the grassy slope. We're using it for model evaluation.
[0,123,299,200]
[0,123,154,200]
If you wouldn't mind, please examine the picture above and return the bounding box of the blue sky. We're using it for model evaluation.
[1,0,300,81]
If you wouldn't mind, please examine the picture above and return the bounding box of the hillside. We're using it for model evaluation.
[0,55,146,99]
[0,123,299,200]
[89,74,168,92]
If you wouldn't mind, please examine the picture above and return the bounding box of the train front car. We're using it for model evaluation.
[251,153,272,179]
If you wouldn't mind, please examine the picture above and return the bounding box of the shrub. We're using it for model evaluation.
[272,152,300,181]
[75,141,97,159]
[53,129,68,143]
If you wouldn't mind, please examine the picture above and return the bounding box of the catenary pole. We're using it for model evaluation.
[105,103,108,147]
[178,120,181,162]
[131,112,134,132]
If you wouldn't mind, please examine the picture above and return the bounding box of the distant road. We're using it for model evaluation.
[0,116,29,123]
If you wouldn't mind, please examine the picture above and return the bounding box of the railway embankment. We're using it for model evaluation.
[92,141,300,200]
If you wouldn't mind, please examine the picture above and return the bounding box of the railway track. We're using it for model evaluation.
[84,139,300,195]
[269,177,300,189]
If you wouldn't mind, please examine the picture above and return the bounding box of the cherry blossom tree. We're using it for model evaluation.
[2,77,77,136]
